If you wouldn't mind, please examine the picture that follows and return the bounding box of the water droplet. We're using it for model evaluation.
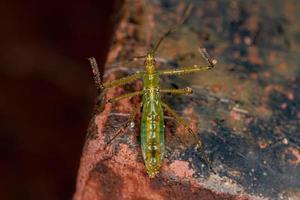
[130,122,135,129]
[282,138,288,144]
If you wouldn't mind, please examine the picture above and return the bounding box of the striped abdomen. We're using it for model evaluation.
[141,90,164,178]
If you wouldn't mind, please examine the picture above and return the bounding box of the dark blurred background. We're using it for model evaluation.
[0,0,123,199]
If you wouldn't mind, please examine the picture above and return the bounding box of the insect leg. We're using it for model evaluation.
[158,65,213,76]
[106,91,143,104]
[158,48,217,76]
[88,57,144,92]
[161,102,215,173]
[88,57,103,94]
[160,87,193,95]
[104,102,143,149]
[102,72,144,89]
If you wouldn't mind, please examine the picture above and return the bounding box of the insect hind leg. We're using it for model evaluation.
[161,102,216,174]
[104,102,143,150]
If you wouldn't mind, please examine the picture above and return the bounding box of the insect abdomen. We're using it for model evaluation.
[141,100,164,178]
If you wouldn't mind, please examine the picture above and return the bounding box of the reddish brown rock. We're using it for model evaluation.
[74,1,300,200]
[73,90,252,200]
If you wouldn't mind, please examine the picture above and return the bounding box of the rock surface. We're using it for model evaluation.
[74,1,300,199]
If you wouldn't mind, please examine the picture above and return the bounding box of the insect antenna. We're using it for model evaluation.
[110,4,193,66]
[150,4,193,55]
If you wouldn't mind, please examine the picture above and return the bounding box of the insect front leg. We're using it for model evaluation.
[88,57,144,92]
[157,48,217,76]
[161,102,215,174]
[104,102,143,149]
[157,64,214,76]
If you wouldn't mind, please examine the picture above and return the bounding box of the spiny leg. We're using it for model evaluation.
[104,102,143,149]
[158,63,214,76]
[161,102,215,173]
[157,48,217,76]
[160,87,193,95]
[102,72,144,89]
[106,91,143,104]
[88,57,103,94]
[88,57,143,148]
[88,57,144,91]
[104,90,143,147]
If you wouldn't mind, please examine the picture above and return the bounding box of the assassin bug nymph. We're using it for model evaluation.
[88,5,217,178]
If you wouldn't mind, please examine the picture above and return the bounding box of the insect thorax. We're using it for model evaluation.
[145,53,156,74]
[143,73,161,102]
[143,73,159,87]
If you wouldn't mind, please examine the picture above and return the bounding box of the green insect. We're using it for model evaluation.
[88,5,217,178]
